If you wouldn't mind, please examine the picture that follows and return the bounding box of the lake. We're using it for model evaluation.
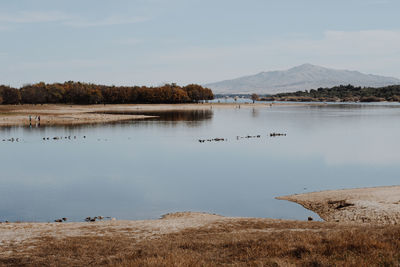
[1,103,400,222]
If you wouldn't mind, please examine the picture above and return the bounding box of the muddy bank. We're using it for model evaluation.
[277,185,400,224]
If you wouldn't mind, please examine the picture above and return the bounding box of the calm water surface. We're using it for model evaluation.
[1,104,400,222]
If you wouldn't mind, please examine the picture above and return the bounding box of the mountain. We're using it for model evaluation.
[205,64,400,94]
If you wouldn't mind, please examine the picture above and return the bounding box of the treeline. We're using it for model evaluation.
[0,82,214,105]
[262,84,400,102]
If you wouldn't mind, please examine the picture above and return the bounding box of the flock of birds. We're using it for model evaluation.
[1,136,88,142]
[52,216,115,223]
[0,216,116,223]
[2,137,21,142]
[270,133,287,137]
[43,136,86,140]
[198,133,286,143]
[2,136,130,143]
[84,216,116,222]
[2,132,288,144]
[198,138,226,143]
[237,135,261,139]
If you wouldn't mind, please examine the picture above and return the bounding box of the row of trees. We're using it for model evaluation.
[0,82,214,105]
[267,84,400,102]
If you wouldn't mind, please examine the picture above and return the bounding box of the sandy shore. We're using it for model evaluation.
[0,212,224,249]
[0,102,322,126]
[277,185,400,224]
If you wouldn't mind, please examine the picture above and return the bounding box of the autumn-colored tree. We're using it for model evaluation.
[0,87,3,104]
[0,82,214,105]
[46,83,65,103]
[21,82,47,104]
[1,86,21,104]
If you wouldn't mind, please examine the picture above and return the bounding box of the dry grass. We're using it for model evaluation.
[1,219,400,266]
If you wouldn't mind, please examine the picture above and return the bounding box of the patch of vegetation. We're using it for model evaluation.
[0,82,214,105]
[261,84,400,102]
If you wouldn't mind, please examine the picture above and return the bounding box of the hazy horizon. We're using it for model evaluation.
[1,0,400,87]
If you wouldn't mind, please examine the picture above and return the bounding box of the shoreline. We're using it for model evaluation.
[2,186,398,225]
[2,185,400,264]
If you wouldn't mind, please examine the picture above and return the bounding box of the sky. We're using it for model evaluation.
[1,0,400,87]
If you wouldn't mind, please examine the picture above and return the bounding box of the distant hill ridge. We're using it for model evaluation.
[205,64,400,94]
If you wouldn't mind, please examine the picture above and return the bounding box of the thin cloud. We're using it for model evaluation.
[114,38,143,45]
[160,30,400,61]
[63,16,150,27]
[0,10,150,27]
[364,0,391,5]
[10,59,109,71]
[0,25,11,31]
[0,11,69,23]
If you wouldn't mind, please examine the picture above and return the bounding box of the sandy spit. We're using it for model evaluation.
[277,185,400,224]
[0,113,154,126]
[0,103,323,126]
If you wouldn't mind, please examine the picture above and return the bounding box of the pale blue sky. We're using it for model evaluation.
[1,0,399,87]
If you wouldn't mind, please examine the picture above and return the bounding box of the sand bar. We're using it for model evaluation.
[0,103,323,126]
[277,185,400,224]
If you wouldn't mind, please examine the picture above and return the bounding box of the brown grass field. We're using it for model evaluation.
[1,214,400,266]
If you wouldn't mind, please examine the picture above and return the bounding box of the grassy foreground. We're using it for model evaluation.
[1,216,400,266]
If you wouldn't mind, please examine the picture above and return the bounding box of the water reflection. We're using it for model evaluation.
[99,109,213,127]
[0,110,214,136]
[251,108,259,118]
